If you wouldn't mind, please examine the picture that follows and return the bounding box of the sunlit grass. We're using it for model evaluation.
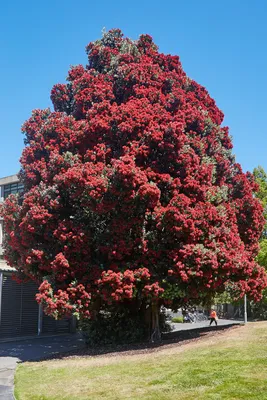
[15,322,267,400]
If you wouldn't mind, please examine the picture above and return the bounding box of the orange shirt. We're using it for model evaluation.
[210,311,217,319]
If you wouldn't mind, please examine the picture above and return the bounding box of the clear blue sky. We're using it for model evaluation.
[1,0,266,177]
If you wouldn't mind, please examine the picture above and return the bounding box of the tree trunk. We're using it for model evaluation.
[150,302,161,343]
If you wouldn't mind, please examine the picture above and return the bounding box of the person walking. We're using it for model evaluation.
[209,309,218,326]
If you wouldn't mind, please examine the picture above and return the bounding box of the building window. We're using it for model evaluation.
[3,182,24,199]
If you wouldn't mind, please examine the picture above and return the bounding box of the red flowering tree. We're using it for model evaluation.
[2,29,267,341]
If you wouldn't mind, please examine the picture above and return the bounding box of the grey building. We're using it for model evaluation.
[0,175,73,339]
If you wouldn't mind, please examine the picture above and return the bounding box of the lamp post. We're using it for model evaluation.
[244,293,248,324]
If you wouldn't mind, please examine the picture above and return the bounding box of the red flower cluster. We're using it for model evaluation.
[97,267,151,303]
[1,29,266,319]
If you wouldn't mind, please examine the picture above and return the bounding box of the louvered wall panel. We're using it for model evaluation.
[20,281,39,336]
[0,274,39,338]
[42,313,56,333]
[42,313,71,334]
[0,273,72,338]
[0,275,22,337]
[56,318,71,333]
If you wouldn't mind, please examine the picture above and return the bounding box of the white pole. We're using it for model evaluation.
[38,304,43,335]
[244,294,247,324]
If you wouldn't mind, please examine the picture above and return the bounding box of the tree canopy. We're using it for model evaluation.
[1,30,266,334]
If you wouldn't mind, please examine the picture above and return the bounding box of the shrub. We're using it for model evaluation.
[172,316,184,323]
[80,306,172,346]
[80,309,148,346]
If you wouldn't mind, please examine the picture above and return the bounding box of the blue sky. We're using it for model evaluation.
[0,0,266,177]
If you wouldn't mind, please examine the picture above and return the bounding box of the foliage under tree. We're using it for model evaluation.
[250,166,267,319]
[253,166,267,238]
[1,29,267,342]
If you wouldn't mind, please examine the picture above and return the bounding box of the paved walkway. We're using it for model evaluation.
[0,334,85,399]
[171,318,242,332]
[0,357,18,400]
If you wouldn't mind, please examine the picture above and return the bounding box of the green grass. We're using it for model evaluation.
[15,322,267,400]
[171,316,184,323]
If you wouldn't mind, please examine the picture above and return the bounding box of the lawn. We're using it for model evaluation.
[15,322,267,400]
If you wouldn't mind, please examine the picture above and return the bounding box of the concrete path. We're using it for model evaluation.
[0,334,85,399]
[0,357,18,400]
[171,318,242,332]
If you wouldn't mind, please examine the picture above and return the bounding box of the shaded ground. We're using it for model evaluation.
[57,323,240,360]
[0,333,85,362]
